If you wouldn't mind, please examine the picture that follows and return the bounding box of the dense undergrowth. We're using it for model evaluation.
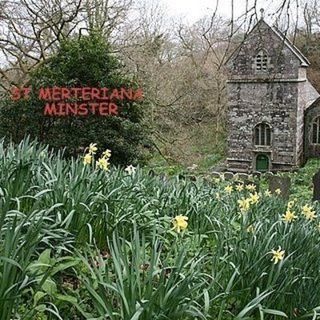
[1,139,320,319]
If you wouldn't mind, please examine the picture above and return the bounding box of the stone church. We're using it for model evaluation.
[226,16,320,173]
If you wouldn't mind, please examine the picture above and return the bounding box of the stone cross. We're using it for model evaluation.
[313,170,320,201]
[268,176,291,200]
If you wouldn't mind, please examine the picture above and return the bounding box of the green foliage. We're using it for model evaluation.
[0,33,150,165]
[290,158,320,200]
[0,139,320,319]
[76,230,210,319]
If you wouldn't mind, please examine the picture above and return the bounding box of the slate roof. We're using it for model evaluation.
[227,18,310,67]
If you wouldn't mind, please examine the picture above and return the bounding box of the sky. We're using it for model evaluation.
[159,0,299,25]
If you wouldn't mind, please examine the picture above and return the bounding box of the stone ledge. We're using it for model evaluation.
[227,78,306,83]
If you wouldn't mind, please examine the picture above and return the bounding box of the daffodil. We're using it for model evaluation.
[275,188,281,195]
[249,192,260,204]
[89,143,98,154]
[172,215,188,233]
[83,153,92,165]
[287,200,295,209]
[282,209,297,223]
[225,185,233,194]
[264,190,272,197]
[96,157,110,171]
[245,184,256,192]
[102,149,112,159]
[238,198,251,213]
[236,184,244,192]
[307,211,317,221]
[125,165,136,175]
[271,246,285,264]
[39,151,46,158]
[302,204,317,221]
[247,224,255,233]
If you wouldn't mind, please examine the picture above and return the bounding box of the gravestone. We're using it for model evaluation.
[312,170,320,201]
[265,172,274,178]
[224,172,234,180]
[268,176,291,200]
[203,176,214,187]
[212,172,222,179]
[252,171,262,179]
[238,173,249,181]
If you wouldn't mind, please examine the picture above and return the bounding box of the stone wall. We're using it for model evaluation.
[305,99,320,159]
[227,81,299,171]
[226,19,319,172]
[298,81,320,163]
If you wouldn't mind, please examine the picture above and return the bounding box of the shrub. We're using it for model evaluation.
[0,32,150,165]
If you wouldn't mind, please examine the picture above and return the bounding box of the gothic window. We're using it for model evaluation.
[255,50,268,71]
[312,117,320,144]
[254,123,271,146]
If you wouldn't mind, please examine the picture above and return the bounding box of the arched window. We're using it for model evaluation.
[255,50,268,71]
[254,123,271,146]
[312,117,320,144]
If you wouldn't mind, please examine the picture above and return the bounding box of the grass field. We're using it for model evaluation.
[0,139,320,319]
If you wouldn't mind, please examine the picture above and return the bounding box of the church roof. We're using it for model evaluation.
[271,24,310,67]
[227,19,310,67]
[305,96,320,112]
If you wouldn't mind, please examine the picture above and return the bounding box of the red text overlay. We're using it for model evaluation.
[10,86,143,116]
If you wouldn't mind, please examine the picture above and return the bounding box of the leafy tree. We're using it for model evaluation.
[0,32,150,165]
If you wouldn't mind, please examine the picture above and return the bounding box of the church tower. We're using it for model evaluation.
[225,13,319,173]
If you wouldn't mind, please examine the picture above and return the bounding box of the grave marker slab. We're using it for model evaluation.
[268,176,291,200]
[312,171,320,201]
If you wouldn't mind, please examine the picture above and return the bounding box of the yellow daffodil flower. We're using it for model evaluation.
[287,200,295,209]
[238,198,251,213]
[282,209,297,223]
[236,184,244,192]
[102,149,112,159]
[271,246,285,264]
[302,204,317,221]
[96,157,110,171]
[83,153,92,165]
[275,188,281,195]
[245,184,256,192]
[306,211,317,221]
[247,224,255,233]
[225,185,233,194]
[249,192,260,204]
[89,143,98,154]
[264,190,272,197]
[125,165,136,175]
[172,215,188,233]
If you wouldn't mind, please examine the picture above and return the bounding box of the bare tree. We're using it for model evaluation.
[0,0,134,91]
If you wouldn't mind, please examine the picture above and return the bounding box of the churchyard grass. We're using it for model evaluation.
[0,138,320,319]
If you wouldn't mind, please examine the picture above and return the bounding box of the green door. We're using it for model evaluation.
[256,154,269,172]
